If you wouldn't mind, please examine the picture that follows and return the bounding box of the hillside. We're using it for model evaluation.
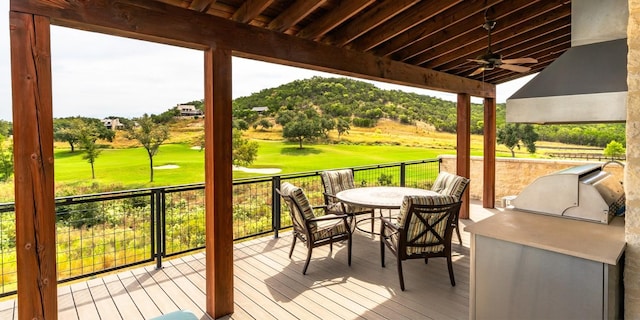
[55,76,624,150]
[231,76,625,148]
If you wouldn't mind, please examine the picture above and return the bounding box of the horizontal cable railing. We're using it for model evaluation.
[0,158,440,297]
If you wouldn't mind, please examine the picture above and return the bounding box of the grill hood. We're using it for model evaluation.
[506,0,628,124]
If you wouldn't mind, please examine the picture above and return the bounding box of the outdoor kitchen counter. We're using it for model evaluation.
[465,210,625,320]
[464,209,626,265]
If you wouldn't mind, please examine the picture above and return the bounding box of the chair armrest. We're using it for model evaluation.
[380,216,401,231]
[311,204,328,211]
[310,213,349,222]
[323,193,347,213]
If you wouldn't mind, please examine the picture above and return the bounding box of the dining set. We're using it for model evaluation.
[276,169,469,291]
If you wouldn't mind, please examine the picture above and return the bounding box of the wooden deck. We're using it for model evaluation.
[0,202,499,320]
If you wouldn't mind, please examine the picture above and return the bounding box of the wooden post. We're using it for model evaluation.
[456,93,471,219]
[204,48,234,318]
[483,97,496,208]
[10,12,57,320]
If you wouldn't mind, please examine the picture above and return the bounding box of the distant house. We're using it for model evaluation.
[251,106,268,113]
[101,118,124,130]
[177,104,204,118]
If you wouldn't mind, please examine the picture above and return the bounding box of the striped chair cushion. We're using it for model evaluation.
[312,215,349,241]
[396,195,457,254]
[321,169,370,214]
[431,171,470,201]
[280,182,317,231]
[321,169,356,197]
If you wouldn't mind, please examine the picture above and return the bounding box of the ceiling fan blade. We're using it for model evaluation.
[499,64,531,73]
[469,67,486,76]
[501,57,538,64]
[467,58,489,64]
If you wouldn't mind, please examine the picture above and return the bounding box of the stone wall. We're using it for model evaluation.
[439,155,624,205]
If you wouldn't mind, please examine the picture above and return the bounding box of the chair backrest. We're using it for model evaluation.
[277,182,317,232]
[321,169,356,195]
[431,171,470,201]
[397,195,460,255]
[320,169,356,206]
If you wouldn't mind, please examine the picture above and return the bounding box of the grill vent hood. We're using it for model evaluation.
[506,0,628,124]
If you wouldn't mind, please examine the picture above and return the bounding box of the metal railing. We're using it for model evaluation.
[0,158,440,297]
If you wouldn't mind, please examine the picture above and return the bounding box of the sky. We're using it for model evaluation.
[0,4,535,121]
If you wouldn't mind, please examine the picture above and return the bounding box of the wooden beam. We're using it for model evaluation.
[483,98,496,209]
[11,0,495,97]
[297,0,375,40]
[434,18,571,71]
[325,0,420,46]
[349,0,462,52]
[231,0,275,23]
[267,0,327,33]
[204,48,234,318]
[189,0,216,13]
[413,0,569,67]
[457,93,471,219]
[9,11,57,320]
[374,0,502,57]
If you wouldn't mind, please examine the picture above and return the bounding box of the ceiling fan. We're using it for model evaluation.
[468,19,538,76]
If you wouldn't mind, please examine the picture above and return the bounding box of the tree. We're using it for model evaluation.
[604,140,626,158]
[54,118,82,152]
[194,129,259,166]
[127,114,170,182]
[319,115,335,138]
[54,117,115,152]
[282,116,323,148]
[77,123,102,179]
[336,118,351,137]
[253,118,273,131]
[232,129,259,166]
[0,134,13,182]
[497,123,539,157]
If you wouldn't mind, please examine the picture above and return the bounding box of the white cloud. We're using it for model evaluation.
[0,3,530,121]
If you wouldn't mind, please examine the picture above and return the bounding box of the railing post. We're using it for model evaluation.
[400,163,406,187]
[272,176,281,238]
[155,189,164,269]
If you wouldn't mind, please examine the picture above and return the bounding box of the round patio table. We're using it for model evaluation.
[336,186,437,209]
[336,186,438,235]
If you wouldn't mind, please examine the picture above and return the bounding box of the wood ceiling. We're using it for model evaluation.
[157,0,572,85]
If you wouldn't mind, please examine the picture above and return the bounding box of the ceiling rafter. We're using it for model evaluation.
[296,0,375,40]
[12,0,494,97]
[435,18,571,72]
[231,0,275,23]
[267,0,327,33]
[348,0,463,52]
[15,0,574,86]
[412,0,570,67]
[374,0,505,58]
[458,35,570,78]
[188,0,217,12]
[324,0,420,47]
[394,0,545,63]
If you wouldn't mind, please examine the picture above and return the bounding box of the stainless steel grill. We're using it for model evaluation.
[510,163,625,224]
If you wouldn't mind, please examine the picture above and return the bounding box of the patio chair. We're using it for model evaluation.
[430,171,470,244]
[320,169,375,233]
[380,195,461,291]
[276,182,352,275]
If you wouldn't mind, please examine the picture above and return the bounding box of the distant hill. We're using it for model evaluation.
[232,76,503,135]
[228,76,625,148]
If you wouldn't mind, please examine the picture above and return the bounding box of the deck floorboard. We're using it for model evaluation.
[1,202,498,319]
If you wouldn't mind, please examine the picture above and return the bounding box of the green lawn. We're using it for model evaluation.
[53,141,460,186]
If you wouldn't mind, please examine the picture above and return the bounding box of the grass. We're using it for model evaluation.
[2,117,597,199]
[54,144,206,187]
